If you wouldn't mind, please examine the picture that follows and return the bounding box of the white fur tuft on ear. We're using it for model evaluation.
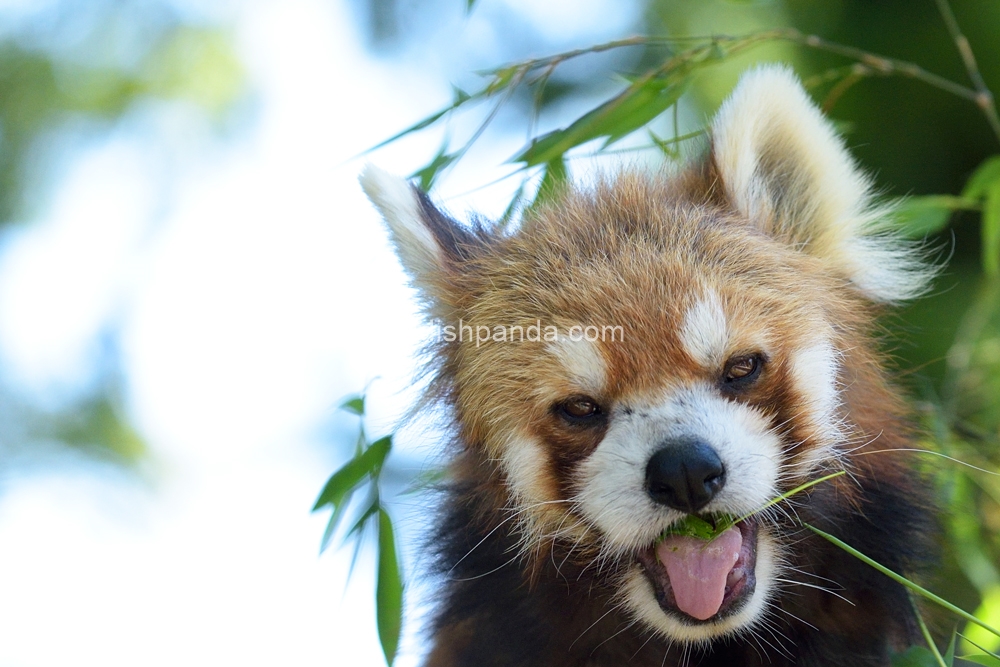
[360,164,443,280]
[711,65,934,303]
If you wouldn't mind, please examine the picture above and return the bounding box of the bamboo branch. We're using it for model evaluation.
[934,0,1000,145]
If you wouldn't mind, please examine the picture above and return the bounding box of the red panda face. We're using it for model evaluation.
[424,191,854,642]
[361,66,935,649]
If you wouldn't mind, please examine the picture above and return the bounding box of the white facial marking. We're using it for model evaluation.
[788,341,844,473]
[680,290,729,368]
[547,336,606,395]
[575,385,780,554]
[502,434,551,507]
[500,433,589,551]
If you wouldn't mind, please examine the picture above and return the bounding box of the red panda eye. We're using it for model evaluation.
[558,397,601,420]
[724,354,763,384]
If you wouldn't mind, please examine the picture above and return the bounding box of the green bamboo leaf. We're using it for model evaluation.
[891,195,980,239]
[499,179,527,228]
[647,128,706,161]
[358,89,473,158]
[402,465,450,496]
[662,514,719,540]
[485,65,520,95]
[319,491,351,554]
[706,41,728,61]
[962,156,1000,200]
[891,647,944,667]
[649,129,680,159]
[660,471,846,542]
[344,494,379,580]
[512,77,687,166]
[340,395,365,416]
[963,655,1000,667]
[982,181,1000,275]
[601,79,689,148]
[411,146,459,192]
[964,586,1000,656]
[945,629,957,665]
[912,597,948,667]
[528,158,567,212]
[733,471,845,527]
[345,494,380,540]
[376,508,404,666]
[312,436,392,511]
[353,425,366,457]
[805,523,1000,641]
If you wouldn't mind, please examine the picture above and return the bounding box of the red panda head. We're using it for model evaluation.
[361,66,933,645]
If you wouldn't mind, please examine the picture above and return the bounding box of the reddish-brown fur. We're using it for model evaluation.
[408,170,931,665]
[362,66,936,666]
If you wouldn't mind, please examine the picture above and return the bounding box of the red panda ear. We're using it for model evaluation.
[360,164,482,309]
[710,65,934,303]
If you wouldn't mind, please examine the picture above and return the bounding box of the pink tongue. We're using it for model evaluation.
[656,525,742,621]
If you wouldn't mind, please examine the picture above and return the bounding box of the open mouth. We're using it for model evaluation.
[636,519,759,623]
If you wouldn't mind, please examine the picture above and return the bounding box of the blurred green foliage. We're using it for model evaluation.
[0,5,243,227]
[0,2,245,469]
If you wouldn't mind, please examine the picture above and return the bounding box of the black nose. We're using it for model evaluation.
[645,440,726,513]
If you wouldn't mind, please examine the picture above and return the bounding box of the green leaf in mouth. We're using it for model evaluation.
[659,514,736,542]
[657,470,847,543]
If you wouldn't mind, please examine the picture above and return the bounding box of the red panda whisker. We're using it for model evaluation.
[755,615,796,658]
[783,565,849,589]
[774,577,856,606]
[448,550,524,582]
[855,448,1000,476]
[588,618,644,658]
[677,642,691,667]
[739,629,767,664]
[568,598,632,651]
[629,627,661,662]
[446,512,524,575]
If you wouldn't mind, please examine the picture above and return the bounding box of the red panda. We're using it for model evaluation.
[361,66,937,666]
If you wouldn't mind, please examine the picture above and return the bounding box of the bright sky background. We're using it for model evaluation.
[0,1,643,665]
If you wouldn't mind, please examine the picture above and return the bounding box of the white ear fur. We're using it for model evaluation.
[711,65,933,303]
[360,164,444,281]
